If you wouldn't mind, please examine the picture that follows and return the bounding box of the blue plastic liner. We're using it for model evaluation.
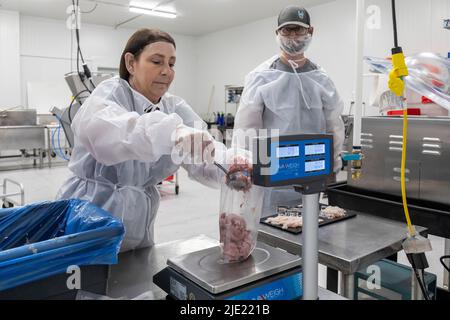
[0,199,124,291]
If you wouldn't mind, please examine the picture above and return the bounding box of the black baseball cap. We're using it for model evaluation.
[277,6,311,30]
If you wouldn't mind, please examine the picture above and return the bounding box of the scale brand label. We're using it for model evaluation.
[226,272,302,300]
[259,288,284,300]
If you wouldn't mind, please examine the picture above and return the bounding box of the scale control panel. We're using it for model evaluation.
[253,134,333,187]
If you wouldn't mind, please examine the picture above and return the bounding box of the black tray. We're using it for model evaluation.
[260,209,357,235]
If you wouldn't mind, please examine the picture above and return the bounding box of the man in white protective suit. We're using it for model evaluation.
[233,6,345,216]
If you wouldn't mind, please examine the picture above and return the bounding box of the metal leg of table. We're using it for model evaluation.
[411,270,424,300]
[340,273,355,299]
[326,267,339,293]
[444,238,450,290]
[47,127,52,168]
[39,148,43,169]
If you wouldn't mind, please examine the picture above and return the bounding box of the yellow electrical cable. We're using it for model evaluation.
[400,107,416,236]
[390,49,415,237]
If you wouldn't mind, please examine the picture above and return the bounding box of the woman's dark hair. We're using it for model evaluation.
[119,28,176,81]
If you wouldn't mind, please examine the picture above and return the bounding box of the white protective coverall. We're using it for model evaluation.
[57,76,225,251]
[233,55,345,216]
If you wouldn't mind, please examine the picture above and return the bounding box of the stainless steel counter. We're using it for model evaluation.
[0,125,46,150]
[0,109,37,126]
[106,235,345,300]
[107,235,217,299]
[258,211,428,298]
[0,125,46,169]
[259,211,427,274]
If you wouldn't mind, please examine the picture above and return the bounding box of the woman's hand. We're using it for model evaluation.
[174,125,215,164]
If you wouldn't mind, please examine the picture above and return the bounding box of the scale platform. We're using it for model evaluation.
[153,241,302,300]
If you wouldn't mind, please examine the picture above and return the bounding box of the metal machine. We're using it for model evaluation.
[153,134,334,300]
[347,116,450,206]
[0,109,37,126]
[0,109,46,170]
[51,72,113,147]
[329,116,450,294]
[64,72,112,106]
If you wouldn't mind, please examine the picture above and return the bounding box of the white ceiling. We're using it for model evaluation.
[0,0,334,36]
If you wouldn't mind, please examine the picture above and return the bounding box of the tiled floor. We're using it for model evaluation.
[0,165,448,294]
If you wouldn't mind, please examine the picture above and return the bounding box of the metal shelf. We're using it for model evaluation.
[224,85,244,116]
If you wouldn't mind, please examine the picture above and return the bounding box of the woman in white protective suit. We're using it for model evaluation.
[57,29,226,251]
[233,6,345,216]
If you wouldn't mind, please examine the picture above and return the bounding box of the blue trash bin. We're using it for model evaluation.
[0,199,124,299]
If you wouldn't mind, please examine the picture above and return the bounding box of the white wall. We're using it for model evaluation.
[0,10,21,108]
[194,0,450,117]
[308,0,356,114]
[3,0,450,115]
[364,0,449,61]
[18,15,197,113]
[194,16,279,117]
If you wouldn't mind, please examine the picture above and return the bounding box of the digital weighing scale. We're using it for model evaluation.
[154,134,333,300]
[153,242,302,300]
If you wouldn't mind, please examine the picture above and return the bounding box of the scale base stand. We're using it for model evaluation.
[153,242,303,300]
[154,266,302,300]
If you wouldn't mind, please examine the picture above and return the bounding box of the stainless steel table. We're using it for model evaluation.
[107,235,345,300]
[0,125,46,169]
[258,211,428,299]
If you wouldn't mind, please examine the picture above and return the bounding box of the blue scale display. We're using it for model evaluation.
[253,134,333,187]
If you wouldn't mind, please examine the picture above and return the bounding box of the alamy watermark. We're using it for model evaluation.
[66,4,81,30]
[366,5,381,30]
[169,121,279,175]
[66,265,81,290]
[366,264,381,290]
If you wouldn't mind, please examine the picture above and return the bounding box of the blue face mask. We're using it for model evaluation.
[276,34,312,55]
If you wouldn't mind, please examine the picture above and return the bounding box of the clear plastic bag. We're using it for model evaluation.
[219,151,263,263]
[364,53,450,111]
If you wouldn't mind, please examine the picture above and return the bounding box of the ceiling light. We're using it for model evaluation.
[129,1,177,19]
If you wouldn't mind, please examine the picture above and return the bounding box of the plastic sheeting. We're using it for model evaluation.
[0,199,124,291]
[219,150,263,263]
[364,53,450,111]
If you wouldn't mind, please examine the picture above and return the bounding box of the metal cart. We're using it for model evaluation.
[158,171,179,195]
[0,178,25,208]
